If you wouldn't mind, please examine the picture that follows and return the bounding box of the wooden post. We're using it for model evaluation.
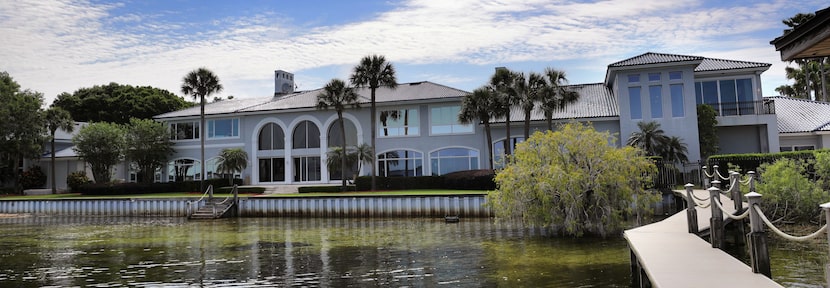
[748,171,756,192]
[702,165,710,188]
[711,180,721,190]
[746,192,771,277]
[730,172,742,211]
[822,202,830,287]
[232,184,239,217]
[630,249,640,287]
[685,183,698,234]
[709,186,724,249]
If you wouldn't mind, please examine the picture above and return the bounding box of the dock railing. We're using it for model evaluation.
[684,169,830,284]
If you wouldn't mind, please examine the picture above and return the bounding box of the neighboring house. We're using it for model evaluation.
[771,6,830,61]
[770,96,830,151]
[151,52,790,187]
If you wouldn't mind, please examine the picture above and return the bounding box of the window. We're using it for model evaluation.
[258,123,285,150]
[736,79,754,114]
[648,73,660,82]
[670,84,684,117]
[292,121,320,149]
[628,74,640,83]
[378,150,423,177]
[170,121,199,140]
[167,159,200,182]
[780,145,815,152]
[492,137,524,169]
[327,119,357,148]
[430,148,479,176]
[669,71,682,80]
[649,85,662,118]
[259,158,285,182]
[294,157,321,182]
[719,80,737,116]
[629,87,642,119]
[694,78,755,116]
[207,118,239,139]
[379,108,418,137]
[431,105,473,135]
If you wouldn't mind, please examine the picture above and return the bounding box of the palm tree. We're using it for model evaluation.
[350,55,397,191]
[316,78,360,191]
[490,67,517,155]
[626,121,670,157]
[353,143,373,180]
[541,67,579,130]
[217,148,248,185]
[45,107,73,194]
[661,136,689,164]
[181,68,223,193]
[519,72,547,139]
[459,87,500,170]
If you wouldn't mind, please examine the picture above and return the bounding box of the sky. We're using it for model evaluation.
[1,0,827,106]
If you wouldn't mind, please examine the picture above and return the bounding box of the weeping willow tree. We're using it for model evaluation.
[488,122,659,237]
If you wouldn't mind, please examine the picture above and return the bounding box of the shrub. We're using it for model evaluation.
[443,169,496,190]
[355,176,444,191]
[757,158,828,223]
[707,150,821,178]
[217,186,266,194]
[20,166,46,189]
[0,187,17,195]
[298,185,356,193]
[66,171,91,192]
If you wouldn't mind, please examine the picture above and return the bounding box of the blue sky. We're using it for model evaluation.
[0,0,826,106]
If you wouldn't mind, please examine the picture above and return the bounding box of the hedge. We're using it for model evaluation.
[298,185,357,193]
[352,170,496,191]
[79,178,243,195]
[707,150,824,177]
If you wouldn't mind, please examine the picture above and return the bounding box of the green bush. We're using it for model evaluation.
[66,171,91,192]
[217,186,266,194]
[298,185,356,193]
[707,150,821,177]
[20,166,46,189]
[355,176,444,191]
[0,187,17,195]
[757,158,828,223]
[78,178,243,195]
[443,169,496,190]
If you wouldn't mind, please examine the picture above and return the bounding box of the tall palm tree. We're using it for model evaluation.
[541,67,579,131]
[350,55,397,191]
[181,68,223,192]
[459,87,500,170]
[45,107,73,194]
[661,136,689,164]
[626,121,670,157]
[217,148,248,185]
[316,78,360,191]
[490,67,517,155]
[520,72,547,139]
[353,143,373,180]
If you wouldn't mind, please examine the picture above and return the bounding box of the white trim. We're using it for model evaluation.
[427,146,481,176]
[428,104,475,136]
[322,112,365,147]
[376,148,425,177]
[251,118,289,185]
[175,143,245,150]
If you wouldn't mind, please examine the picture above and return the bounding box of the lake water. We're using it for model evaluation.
[0,216,630,287]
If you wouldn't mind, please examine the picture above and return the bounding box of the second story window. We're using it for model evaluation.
[379,108,419,137]
[207,118,239,139]
[430,105,473,135]
[170,121,199,141]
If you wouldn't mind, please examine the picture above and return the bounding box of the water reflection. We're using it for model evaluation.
[0,216,630,287]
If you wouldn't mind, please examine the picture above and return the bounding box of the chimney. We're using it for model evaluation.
[274,70,295,97]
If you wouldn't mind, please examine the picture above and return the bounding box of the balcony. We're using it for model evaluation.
[704,100,775,116]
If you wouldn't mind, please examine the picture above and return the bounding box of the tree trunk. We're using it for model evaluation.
[484,121,493,170]
[50,131,57,194]
[523,108,531,140]
[370,89,377,191]
[504,110,512,155]
[339,112,347,191]
[200,94,206,193]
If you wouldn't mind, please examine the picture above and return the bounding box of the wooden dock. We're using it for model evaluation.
[624,189,783,288]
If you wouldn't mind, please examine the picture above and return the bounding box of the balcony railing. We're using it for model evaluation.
[704,100,775,116]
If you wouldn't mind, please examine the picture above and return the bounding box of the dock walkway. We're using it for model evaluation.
[624,189,783,288]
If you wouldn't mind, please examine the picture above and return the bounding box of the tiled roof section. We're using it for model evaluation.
[770,96,830,133]
[695,58,771,72]
[608,52,703,67]
[155,81,468,119]
[494,83,618,122]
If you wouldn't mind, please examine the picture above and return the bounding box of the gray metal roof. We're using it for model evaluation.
[770,96,830,133]
[155,81,469,119]
[695,57,771,72]
[609,52,703,67]
[494,83,618,123]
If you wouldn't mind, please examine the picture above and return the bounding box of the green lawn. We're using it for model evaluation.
[0,189,489,200]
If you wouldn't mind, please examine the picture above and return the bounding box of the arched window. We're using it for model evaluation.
[429,148,479,176]
[327,119,357,148]
[378,150,423,177]
[493,137,524,169]
[258,123,285,150]
[167,159,201,182]
[292,120,320,149]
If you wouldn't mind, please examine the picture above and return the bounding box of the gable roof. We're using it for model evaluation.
[493,83,618,123]
[605,52,770,85]
[155,81,469,119]
[608,52,703,68]
[770,96,830,133]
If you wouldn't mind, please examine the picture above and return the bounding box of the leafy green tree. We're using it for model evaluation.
[489,122,658,237]
[316,79,360,191]
[181,68,223,192]
[660,136,689,164]
[627,121,669,157]
[517,72,546,139]
[541,67,579,131]
[350,55,397,191]
[217,148,248,185]
[124,118,173,184]
[459,87,501,170]
[777,12,829,102]
[52,83,191,124]
[72,122,126,183]
[0,71,46,191]
[326,146,357,181]
[45,107,74,192]
[814,151,830,191]
[697,104,719,159]
[757,158,827,223]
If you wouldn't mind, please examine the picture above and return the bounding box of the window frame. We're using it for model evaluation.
[169,121,200,141]
[429,104,474,135]
[207,118,240,139]
[378,108,420,137]
[377,149,424,177]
